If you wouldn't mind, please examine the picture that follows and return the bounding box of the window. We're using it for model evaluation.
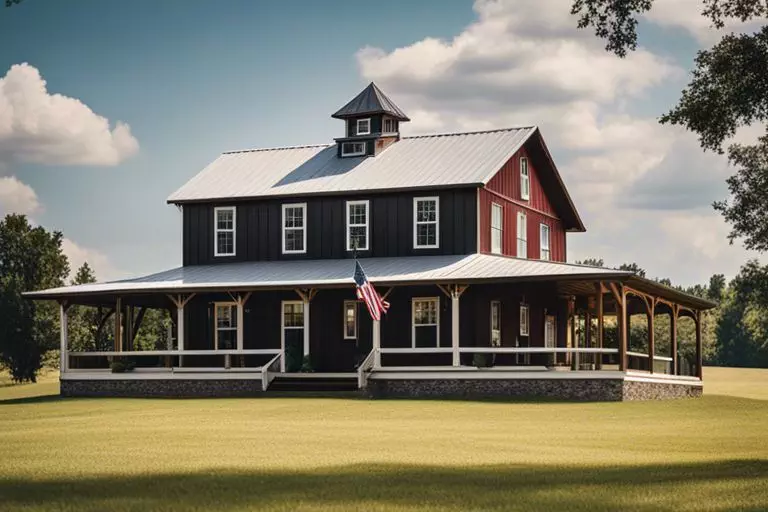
[517,211,527,258]
[215,302,237,350]
[520,157,530,201]
[545,315,556,349]
[341,141,366,157]
[346,200,369,251]
[214,207,236,257]
[412,297,439,347]
[491,203,503,254]
[356,118,371,135]
[413,197,439,249]
[344,301,357,339]
[282,203,306,254]
[540,223,551,260]
[282,301,304,328]
[490,301,501,347]
[383,118,393,133]
[520,304,530,337]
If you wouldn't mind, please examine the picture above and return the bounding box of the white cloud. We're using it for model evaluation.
[0,175,41,216]
[0,63,139,166]
[62,238,124,282]
[354,0,763,284]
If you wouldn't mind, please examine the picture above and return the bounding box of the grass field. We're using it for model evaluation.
[0,367,766,511]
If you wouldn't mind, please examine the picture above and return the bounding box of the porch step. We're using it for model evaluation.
[267,375,359,392]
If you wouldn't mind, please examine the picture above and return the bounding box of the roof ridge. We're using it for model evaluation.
[479,253,633,273]
[223,143,332,155]
[403,126,537,140]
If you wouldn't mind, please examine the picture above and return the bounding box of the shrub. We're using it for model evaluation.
[110,358,136,373]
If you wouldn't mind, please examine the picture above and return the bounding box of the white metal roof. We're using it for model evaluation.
[167,127,537,203]
[25,254,629,298]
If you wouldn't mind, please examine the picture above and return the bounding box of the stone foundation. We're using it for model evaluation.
[61,378,263,398]
[367,378,702,401]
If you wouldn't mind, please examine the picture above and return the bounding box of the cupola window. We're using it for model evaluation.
[356,118,371,135]
[341,141,366,157]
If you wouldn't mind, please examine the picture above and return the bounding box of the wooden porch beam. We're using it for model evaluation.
[595,282,604,370]
[695,310,703,379]
[671,304,679,375]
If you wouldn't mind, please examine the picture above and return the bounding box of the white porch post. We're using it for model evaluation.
[303,297,310,357]
[177,303,185,364]
[236,299,244,352]
[451,290,460,367]
[59,302,68,373]
[373,319,381,368]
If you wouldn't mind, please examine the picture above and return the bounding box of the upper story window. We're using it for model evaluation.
[491,203,503,255]
[540,223,551,260]
[282,203,307,254]
[414,197,439,249]
[341,141,366,157]
[356,118,371,135]
[214,206,236,257]
[517,211,527,258]
[520,157,530,201]
[346,200,369,251]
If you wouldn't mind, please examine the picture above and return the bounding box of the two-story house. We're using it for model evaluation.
[26,83,714,400]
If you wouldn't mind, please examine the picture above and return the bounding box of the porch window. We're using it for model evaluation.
[491,203,503,254]
[520,157,530,201]
[540,223,551,260]
[490,301,501,347]
[282,203,307,254]
[412,297,439,347]
[346,200,369,251]
[214,207,236,257]
[341,141,366,157]
[344,301,357,339]
[414,197,439,249]
[517,211,527,258]
[545,315,556,349]
[520,304,530,337]
[356,118,371,135]
[215,302,237,350]
[283,301,304,328]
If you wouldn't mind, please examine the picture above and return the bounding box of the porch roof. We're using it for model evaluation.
[23,254,715,309]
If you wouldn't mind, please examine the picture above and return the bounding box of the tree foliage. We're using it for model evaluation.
[571,0,768,252]
[0,214,69,382]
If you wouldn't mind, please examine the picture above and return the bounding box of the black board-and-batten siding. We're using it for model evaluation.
[182,188,478,265]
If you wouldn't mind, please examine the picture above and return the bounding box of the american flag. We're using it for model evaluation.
[353,260,390,321]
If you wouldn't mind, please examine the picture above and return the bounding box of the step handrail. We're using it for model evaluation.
[357,349,377,390]
[261,353,283,391]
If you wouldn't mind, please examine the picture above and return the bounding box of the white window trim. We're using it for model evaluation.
[491,202,503,255]
[520,304,530,337]
[356,118,371,135]
[341,141,366,157]
[517,211,527,259]
[343,300,358,340]
[520,156,530,201]
[213,206,236,257]
[490,300,501,347]
[545,314,556,349]
[412,297,440,348]
[281,203,307,254]
[214,301,237,351]
[413,196,440,249]
[540,223,551,261]
[346,200,370,251]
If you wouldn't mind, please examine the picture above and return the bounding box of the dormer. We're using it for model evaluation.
[332,82,409,157]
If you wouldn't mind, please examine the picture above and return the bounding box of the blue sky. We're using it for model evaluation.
[0,0,763,285]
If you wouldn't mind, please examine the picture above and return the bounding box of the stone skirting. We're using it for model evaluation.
[366,377,702,401]
[61,378,264,398]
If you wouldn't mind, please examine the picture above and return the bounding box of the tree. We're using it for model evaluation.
[0,214,69,382]
[571,0,768,252]
[575,258,604,267]
[617,262,646,277]
[67,263,101,352]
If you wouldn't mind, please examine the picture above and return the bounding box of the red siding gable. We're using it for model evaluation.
[479,146,567,262]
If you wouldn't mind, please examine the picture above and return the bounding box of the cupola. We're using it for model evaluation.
[332,82,409,158]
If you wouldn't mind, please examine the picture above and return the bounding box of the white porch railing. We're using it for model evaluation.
[261,352,283,391]
[357,349,377,389]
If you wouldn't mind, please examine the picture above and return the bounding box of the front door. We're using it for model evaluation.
[282,301,304,372]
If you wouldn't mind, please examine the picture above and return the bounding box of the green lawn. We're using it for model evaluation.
[0,368,766,511]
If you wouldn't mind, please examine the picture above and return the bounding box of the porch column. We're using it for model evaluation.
[695,310,703,379]
[303,298,310,357]
[114,297,122,352]
[167,293,196,367]
[373,319,381,368]
[59,301,69,373]
[671,305,678,375]
[610,283,627,371]
[595,283,604,370]
[647,299,655,374]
